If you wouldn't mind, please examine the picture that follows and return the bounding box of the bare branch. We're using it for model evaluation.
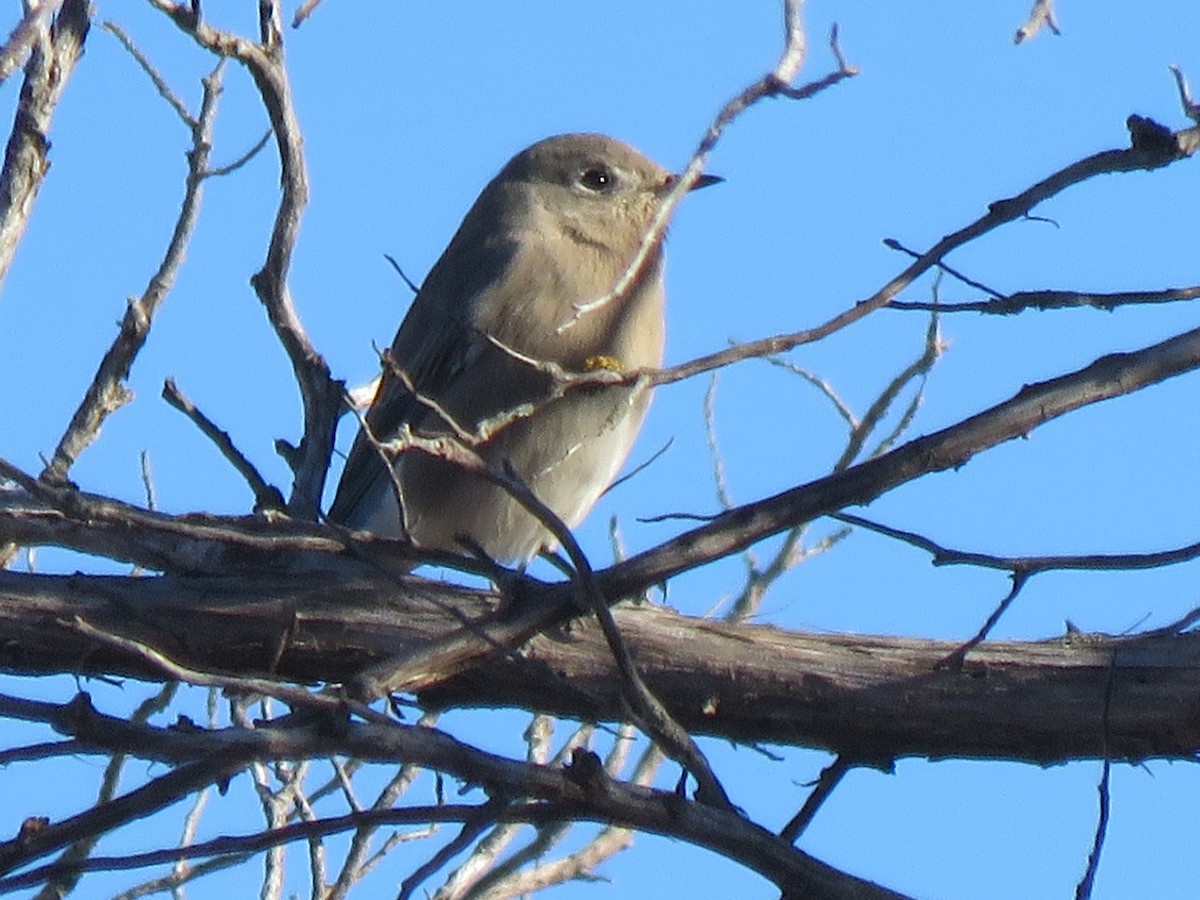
[607,322,1200,592]
[555,9,856,334]
[0,692,908,899]
[0,0,90,289]
[7,319,1200,706]
[0,457,361,574]
[835,310,942,471]
[1,798,910,900]
[433,778,531,895]
[765,356,858,428]
[1075,663,1116,900]
[0,733,254,880]
[940,573,1032,669]
[383,251,421,295]
[6,3,1197,899]
[1170,65,1200,123]
[882,236,1006,297]
[32,683,178,900]
[149,0,343,521]
[204,128,271,177]
[833,512,1200,575]
[161,377,286,513]
[101,20,192,125]
[779,756,854,843]
[138,451,157,512]
[890,285,1200,315]
[650,116,1199,388]
[1074,758,1111,900]
[6,573,1200,763]
[291,0,326,29]
[397,804,501,900]
[40,56,222,485]
[0,3,60,86]
[352,424,736,808]
[1014,0,1061,44]
[468,729,658,899]
[327,715,434,899]
[69,617,350,716]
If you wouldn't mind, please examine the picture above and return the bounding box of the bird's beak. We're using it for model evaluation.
[664,172,724,193]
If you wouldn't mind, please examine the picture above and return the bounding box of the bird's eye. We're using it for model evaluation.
[578,166,615,192]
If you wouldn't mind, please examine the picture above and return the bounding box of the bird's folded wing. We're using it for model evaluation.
[326,294,473,525]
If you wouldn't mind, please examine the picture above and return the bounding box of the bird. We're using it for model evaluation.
[328,133,718,564]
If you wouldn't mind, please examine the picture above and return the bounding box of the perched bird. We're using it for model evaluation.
[329,133,717,564]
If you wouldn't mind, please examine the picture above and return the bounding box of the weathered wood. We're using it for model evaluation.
[1,569,1196,764]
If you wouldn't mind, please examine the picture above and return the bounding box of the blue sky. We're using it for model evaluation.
[2,1,1199,897]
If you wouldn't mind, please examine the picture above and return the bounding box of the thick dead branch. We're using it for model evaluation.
[1,571,1199,764]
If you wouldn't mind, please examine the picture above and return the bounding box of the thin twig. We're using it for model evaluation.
[102,20,192,124]
[170,688,220,893]
[138,451,157,512]
[0,798,904,899]
[359,425,736,808]
[602,438,672,497]
[70,617,362,718]
[327,715,435,900]
[1074,757,1111,900]
[41,54,223,485]
[604,322,1200,593]
[890,285,1200,315]
[939,573,1032,670]
[779,756,853,843]
[555,8,856,334]
[882,236,1006,298]
[383,252,421,295]
[205,129,272,177]
[1075,661,1116,900]
[647,116,1199,389]
[472,457,735,809]
[351,406,737,808]
[0,741,255,882]
[832,512,1200,575]
[161,378,286,512]
[150,0,343,521]
[397,802,508,900]
[764,355,858,428]
[1170,65,1200,123]
[834,309,943,471]
[291,0,325,29]
[32,683,177,900]
[469,727,658,899]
